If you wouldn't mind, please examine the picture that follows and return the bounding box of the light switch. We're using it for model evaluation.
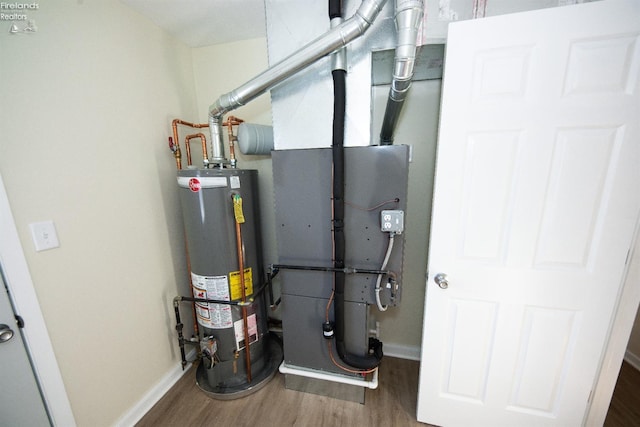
[29,221,60,252]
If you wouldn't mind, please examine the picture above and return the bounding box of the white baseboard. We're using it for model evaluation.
[114,349,196,427]
[624,349,640,371]
[383,343,421,361]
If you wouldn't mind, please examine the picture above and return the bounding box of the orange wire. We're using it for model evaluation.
[325,290,334,322]
[327,341,378,375]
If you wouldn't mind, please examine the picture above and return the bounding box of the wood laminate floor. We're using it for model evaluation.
[604,361,640,427]
[137,357,425,427]
[137,358,640,427]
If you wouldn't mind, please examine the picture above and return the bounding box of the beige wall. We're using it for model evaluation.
[0,2,197,426]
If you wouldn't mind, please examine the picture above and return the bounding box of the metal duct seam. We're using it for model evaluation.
[380,0,424,145]
[207,0,388,166]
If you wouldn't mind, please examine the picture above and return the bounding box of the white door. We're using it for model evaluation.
[0,268,51,426]
[417,1,640,426]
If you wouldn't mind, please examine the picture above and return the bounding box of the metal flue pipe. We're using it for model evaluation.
[207,0,389,165]
[380,0,424,145]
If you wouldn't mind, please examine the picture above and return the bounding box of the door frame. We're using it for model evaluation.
[0,174,76,426]
[586,217,640,425]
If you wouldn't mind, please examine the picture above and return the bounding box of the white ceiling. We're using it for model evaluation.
[120,0,267,47]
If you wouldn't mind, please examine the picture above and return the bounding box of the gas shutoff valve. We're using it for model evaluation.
[381,210,404,234]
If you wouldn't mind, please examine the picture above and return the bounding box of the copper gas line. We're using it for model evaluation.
[233,194,252,382]
[171,119,209,169]
[223,116,244,169]
[184,133,208,167]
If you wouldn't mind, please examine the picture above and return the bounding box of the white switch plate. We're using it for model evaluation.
[29,221,60,252]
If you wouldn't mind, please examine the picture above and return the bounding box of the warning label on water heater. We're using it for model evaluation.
[234,313,258,351]
[191,273,232,329]
[229,267,253,301]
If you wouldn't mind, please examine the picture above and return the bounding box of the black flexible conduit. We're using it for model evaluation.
[329,0,342,19]
[272,264,391,275]
[380,97,404,145]
[330,0,382,371]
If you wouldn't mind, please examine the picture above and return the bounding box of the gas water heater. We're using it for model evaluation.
[175,168,281,399]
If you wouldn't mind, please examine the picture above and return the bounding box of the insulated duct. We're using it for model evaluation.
[329,0,382,371]
[380,0,424,145]
[207,0,388,165]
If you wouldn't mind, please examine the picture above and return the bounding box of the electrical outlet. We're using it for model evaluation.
[381,210,404,234]
[29,221,60,252]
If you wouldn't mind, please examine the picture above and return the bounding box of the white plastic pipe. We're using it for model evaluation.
[278,362,379,389]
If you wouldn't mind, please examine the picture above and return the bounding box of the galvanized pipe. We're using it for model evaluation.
[207,0,388,165]
[380,0,424,145]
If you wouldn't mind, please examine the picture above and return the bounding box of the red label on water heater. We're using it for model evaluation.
[188,178,201,192]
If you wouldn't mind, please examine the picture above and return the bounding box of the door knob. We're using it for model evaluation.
[0,324,14,343]
[434,273,449,289]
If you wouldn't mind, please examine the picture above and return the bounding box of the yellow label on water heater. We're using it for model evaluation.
[233,195,245,224]
[229,267,253,300]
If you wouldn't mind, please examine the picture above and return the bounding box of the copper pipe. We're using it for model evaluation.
[227,127,236,168]
[236,222,252,382]
[183,136,193,166]
[233,195,252,382]
[184,133,208,167]
[197,133,208,165]
[169,137,182,170]
[224,116,244,169]
[171,119,209,169]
